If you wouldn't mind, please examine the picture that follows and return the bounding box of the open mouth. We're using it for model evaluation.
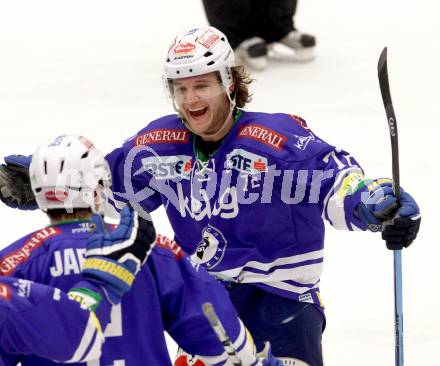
[189,107,208,119]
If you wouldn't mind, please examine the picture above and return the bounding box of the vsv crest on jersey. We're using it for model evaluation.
[191,225,227,270]
[140,155,192,180]
[225,149,268,175]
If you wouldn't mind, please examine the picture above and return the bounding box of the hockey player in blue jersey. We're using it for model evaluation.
[0,27,421,365]
[0,135,280,366]
[104,27,420,365]
[0,200,157,364]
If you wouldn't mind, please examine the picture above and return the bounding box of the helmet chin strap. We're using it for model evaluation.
[175,92,237,142]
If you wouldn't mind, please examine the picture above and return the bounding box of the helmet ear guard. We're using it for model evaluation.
[29,135,111,215]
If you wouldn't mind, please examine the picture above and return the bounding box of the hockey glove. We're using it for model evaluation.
[83,205,156,304]
[0,155,37,210]
[356,178,421,250]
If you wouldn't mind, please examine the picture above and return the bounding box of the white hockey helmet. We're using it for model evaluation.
[29,135,111,213]
[163,27,235,101]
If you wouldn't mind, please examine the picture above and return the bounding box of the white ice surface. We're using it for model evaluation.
[0,0,439,364]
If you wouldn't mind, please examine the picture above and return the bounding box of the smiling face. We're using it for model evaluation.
[172,72,234,141]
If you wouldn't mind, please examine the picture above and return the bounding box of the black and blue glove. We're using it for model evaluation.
[356,178,421,250]
[0,155,37,210]
[82,205,156,304]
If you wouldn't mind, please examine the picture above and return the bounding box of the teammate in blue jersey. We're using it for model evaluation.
[0,135,280,366]
[0,277,109,365]
[0,27,421,365]
[0,200,157,364]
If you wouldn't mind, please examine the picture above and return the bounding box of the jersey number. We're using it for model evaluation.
[87,304,125,366]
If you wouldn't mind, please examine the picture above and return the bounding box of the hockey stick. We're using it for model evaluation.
[377,47,404,366]
[202,302,242,366]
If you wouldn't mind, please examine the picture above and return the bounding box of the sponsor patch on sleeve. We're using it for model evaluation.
[154,234,185,260]
[238,124,287,151]
[0,228,62,275]
[135,129,190,146]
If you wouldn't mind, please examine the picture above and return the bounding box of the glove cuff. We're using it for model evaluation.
[82,256,135,304]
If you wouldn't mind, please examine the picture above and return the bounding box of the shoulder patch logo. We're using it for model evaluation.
[238,124,287,151]
[154,234,185,260]
[293,134,315,151]
[135,129,190,146]
[0,227,62,275]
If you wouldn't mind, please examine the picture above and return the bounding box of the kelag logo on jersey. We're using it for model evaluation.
[141,155,192,180]
[192,225,227,270]
[293,133,314,151]
[225,149,268,175]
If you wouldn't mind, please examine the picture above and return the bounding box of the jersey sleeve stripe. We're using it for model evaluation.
[322,167,364,230]
[66,314,101,363]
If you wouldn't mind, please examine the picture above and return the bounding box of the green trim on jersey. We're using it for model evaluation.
[193,109,243,164]
[68,287,102,312]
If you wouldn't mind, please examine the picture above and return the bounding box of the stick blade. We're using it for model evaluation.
[378,47,393,108]
[378,47,388,74]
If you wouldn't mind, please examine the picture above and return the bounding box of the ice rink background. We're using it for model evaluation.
[0,0,439,364]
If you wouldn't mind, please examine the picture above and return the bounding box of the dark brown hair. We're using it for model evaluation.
[47,208,92,221]
[231,66,253,108]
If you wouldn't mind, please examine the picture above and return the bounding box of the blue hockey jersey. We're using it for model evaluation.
[106,111,368,307]
[0,221,243,366]
[0,277,110,364]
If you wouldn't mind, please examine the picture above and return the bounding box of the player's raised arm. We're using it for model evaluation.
[316,146,420,248]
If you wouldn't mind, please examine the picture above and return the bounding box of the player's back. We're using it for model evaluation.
[0,220,172,366]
